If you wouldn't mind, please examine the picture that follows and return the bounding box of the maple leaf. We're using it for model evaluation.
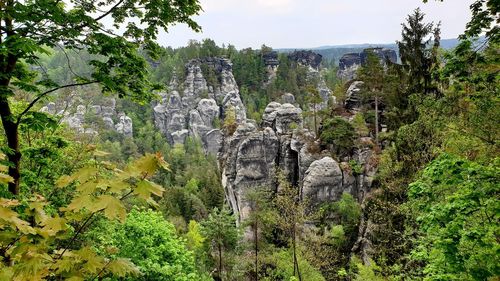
[133,180,164,201]
[126,154,158,177]
[75,247,104,274]
[107,258,140,277]
[40,216,68,237]
[91,195,126,222]
[55,175,73,188]
[63,195,93,212]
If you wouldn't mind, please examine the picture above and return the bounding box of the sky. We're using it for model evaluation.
[156,0,473,49]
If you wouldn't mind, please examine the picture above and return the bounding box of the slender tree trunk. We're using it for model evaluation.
[292,223,302,281]
[313,107,317,136]
[218,243,223,280]
[0,95,20,195]
[254,220,258,281]
[292,224,296,276]
[374,95,379,146]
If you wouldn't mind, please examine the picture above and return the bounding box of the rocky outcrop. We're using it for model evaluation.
[345,81,365,110]
[263,51,279,86]
[153,58,246,155]
[149,57,376,226]
[288,50,323,70]
[338,53,362,81]
[220,94,377,224]
[302,157,343,204]
[115,115,133,138]
[338,48,397,80]
[41,97,133,137]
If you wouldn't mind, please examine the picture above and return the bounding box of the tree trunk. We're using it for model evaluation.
[0,96,20,195]
[292,223,302,281]
[218,243,223,280]
[313,107,318,137]
[254,220,258,281]
[374,95,379,146]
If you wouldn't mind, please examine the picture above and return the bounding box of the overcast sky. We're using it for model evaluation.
[156,0,473,49]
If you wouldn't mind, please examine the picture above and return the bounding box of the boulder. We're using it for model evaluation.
[302,157,344,204]
[281,93,295,104]
[115,115,133,138]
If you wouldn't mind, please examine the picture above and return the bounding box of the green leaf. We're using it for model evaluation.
[106,258,140,277]
[133,180,164,201]
[91,195,126,222]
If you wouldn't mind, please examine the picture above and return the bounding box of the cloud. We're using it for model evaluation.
[159,0,472,49]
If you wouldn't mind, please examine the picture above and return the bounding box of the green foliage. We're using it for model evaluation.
[200,207,241,280]
[351,258,388,281]
[352,113,370,137]
[319,117,356,156]
[100,209,204,281]
[0,151,169,280]
[260,248,326,281]
[223,106,238,136]
[406,154,499,280]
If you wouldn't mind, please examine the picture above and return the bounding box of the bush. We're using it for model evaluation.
[320,117,356,156]
[104,209,204,281]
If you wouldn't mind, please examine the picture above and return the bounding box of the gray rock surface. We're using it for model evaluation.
[345,81,365,110]
[302,157,344,204]
[116,115,133,138]
[281,93,295,104]
[288,50,323,69]
[153,57,246,155]
[338,48,397,81]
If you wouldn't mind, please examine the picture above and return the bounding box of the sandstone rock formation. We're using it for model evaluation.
[150,56,377,225]
[153,58,245,155]
[288,50,323,70]
[41,97,132,137]
[338,47,397,80]
[263,51,279,86]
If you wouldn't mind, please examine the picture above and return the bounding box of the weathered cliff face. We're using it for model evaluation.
[41,97,133,137]
[338,48,397,81]
[153,58,246,155]
[288,50,323,70]
[152,56,376,224]
[220,99,377,223]
[287,50,333,110]
[263,51,279,86]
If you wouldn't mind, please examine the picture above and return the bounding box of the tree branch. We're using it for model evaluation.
[93,0,125,22]
[16,80,97,125]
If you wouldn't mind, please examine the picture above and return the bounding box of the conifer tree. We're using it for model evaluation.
[397,8,441,98]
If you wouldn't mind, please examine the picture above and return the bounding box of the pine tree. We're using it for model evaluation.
[201,207,240,280]
[397,8,441,98]
[357,51,386,145]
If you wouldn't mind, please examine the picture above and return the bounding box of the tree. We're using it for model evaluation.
[357,50,386,144]
[101,209,203,281]
[0,0,202,195]
[319,117,356,157]
[244,187,275,281]
[304,85,323,136]
[274,172,307,281]
[406,154,499,280]
[0,151,170,280]
[397,8,440,118]
[398,8,440,94]
[201,207,240,280]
